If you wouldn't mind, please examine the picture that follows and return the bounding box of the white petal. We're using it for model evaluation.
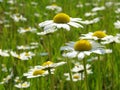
[60,46,74,51]
[84,51,91,56]
[78,53,85,60]
[68,22,83,28]
[62,51,77,58]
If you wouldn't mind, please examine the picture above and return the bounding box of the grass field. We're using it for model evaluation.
[0,0,120,90]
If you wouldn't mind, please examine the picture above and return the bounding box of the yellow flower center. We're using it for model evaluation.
[42,61,53,66]
[33,69,45,76]
[51,4,57,6]
[74,40,92,51]
[22,83,27,87]
[53,13,70,23]
[73,75,80,79]
[25,53,30,56]
[17,55,21,59]
[25,27,30,31]
[93,31,106,38]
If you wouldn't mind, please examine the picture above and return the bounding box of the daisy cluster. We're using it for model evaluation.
[0,0,120,89]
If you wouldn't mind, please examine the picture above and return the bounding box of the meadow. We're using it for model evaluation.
[0,0,120,90]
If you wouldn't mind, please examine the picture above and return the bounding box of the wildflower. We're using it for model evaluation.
[80,17,100,25]
[91,6,105,12]
[14,77,21,83]
[114,20,120,29]
[1,64,8,72]
[14,81,30,88]
[101,35,120,44]
[84,12,97,17]
[39,13,83,31]
[17,27,37,33]
[0,49,9,57]
[64,73,84,82]
[0,72,13,84]
[60,40,111,60]
[72,64,92,73]
[41,61,66,70]
[23,68,48,78]
[17,45,38,50]
[46,4,62,13]
[80,31,107,40]
[10,51,35,60]
[105,2,113,7]
[10,13,27,22]
[115,8,120,14]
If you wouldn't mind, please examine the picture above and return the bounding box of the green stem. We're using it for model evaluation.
[48,69,54,90]
[83,58,88,90]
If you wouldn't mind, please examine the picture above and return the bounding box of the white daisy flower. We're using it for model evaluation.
[10,51,35,60]
[39,13,83,31]
[101,35,120,44]
[84,12,97,17]
[23,68,49,78]
[46,4,62,13]
[64,73,84,82]
[10,13,27,22]
[0,49,9,57]
[14,81,30,88]
[114,20,120,29]
[91,6,105,12]
[41,61,66,70]
[72,64,91,73]
[17,45,38,50]
[80,17,100,25]
[115,8,120,14]
[60,40,112,60]
[0,72,13,84]
[80,31,108,40]
[17,27,37,33]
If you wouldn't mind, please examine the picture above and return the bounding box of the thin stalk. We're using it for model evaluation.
[48,69,54,90]
[83,58,88,90]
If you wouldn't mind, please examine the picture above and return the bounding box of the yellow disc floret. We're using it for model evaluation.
[53,13,70,23]
[73,75,80,79]
[33,69,45,76]
[74,40,92,51]
[42,61,53,66]
[93,31,106,38]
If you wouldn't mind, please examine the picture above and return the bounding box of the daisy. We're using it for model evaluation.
[41,61,66,70]
[80,17,100,25]
[0,72,13,84]
[14,82,30,88]
[60,39,112,60]
[80,31,108,40]
[46,4,62,13]
[0,49,9,57]
[84,12,97,17]
[10,51,35,60]
[71,64,92,73]
[17,27,37,33]
[17,45,38,50]
[115,8,120,14]
[10,13,27,22]
[101,35,120,44]
[91,6,105,12]
[23,68,49,78]
[114,20,120,29]
[64,73,84,82]
[39,13,83,31]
